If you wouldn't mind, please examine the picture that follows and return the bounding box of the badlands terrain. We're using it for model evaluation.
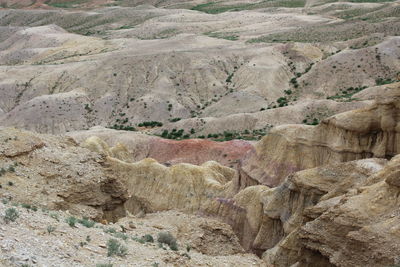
[0,0,400,266]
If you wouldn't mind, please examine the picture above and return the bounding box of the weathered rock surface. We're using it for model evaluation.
[0,127,128,221]
[240,83,400,187]
[69,126,254,168]
[297,155,400,267]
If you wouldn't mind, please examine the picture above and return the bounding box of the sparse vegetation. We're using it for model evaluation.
[0,163,18,177]
[21,203,38,211]
[303,117,320,125]
[47,0,87,8]
[66,216,77,227]
[113,232,128,241]
[107,238,128,257]
[226,73,234,83]
[327,86,368,101]
[375,78,395,86]
[104,227,117,234]
[205,32,239,41]
[47,225,56,234]
[138,121,163,128]
[78,217,95,228]
[160,129,187,140]
[169,118,181,122]
[191,0,305,14]
[157,232,178,250]
[4,208,19,223]
[142,234,154,243]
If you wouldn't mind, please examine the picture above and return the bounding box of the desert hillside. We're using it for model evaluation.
[0,0,400,266]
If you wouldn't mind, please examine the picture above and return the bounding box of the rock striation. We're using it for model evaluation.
[240,84,400,187]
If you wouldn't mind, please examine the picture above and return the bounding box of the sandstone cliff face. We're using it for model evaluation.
[297,155,400,267]
[240,83,400,187]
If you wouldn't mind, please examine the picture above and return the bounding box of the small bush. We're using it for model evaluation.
[113,232,128,241]
[7,166,15,172]
[47,225,56,234]
[66,216,77,227]
[169,118,181,122]
[21,203,31,209]
[4,208,18,223]
[96,264,113,267]
[78,218,95,228]
[142,234,154,243]
[157,232,178,250]
[138,121,163,128]
[104,227,117,234]
[132,235,146,243]
[107,238,128,257]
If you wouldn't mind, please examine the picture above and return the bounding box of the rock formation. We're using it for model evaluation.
[1,83,400,266]
[0,127,128,221]
[240,83,400,187]
[70,126,253,168]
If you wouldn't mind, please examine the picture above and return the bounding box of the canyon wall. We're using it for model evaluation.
[240,83,400,187]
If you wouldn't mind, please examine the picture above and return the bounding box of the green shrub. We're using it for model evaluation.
[78,218,95,228]
[66,216,77,227]
[157,232,178,250]
[104,227,117,234]
[138,121,163,127]
[142,234,154,243]
[21,203,31,209]
[4,208,18,223]
[47,225,56,234]
[226,73,234,83]
[169,118,181,122]
[132,236,146,244]
[113,232,128,241]
[169,242,178,251]
[7,166,15,172]
[375,78,394,86]
[96,264,113,267]
[107,238,128,257]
